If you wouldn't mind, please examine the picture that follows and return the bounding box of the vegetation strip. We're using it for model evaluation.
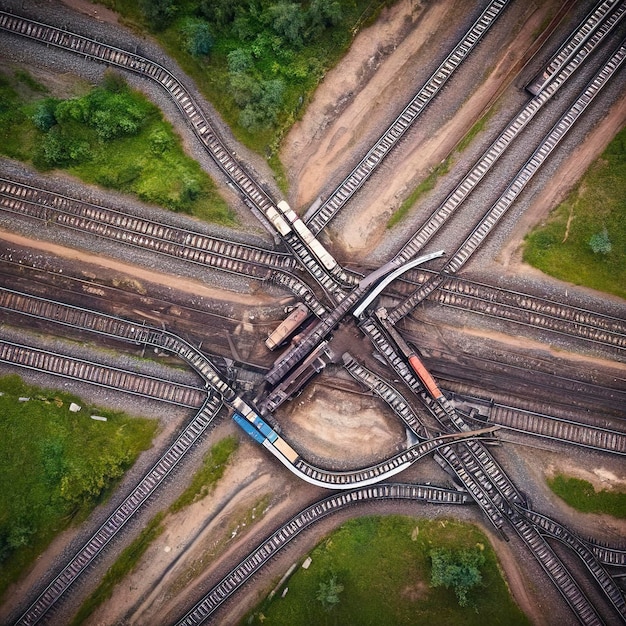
[0,67,234,224]
[548,474,626,518]
[523,124,626,299]
[0,374,158,598]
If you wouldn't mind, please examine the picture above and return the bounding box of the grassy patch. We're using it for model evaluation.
[68,435,239,624]
[0,374,158,598]
[0,67,234,225]
[69,512,165,626]
[548,475,626,518]
[98,0,393,169]
[523,125,626,298]
[169,435,239,513]
[244,515,529,625]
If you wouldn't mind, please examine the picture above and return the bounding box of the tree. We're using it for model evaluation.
[266,2,306,47]
[589,227,612,254]
[179,18,214,57]
[316,574,344,610]
[430,547,485,607]
[139,0,178,32]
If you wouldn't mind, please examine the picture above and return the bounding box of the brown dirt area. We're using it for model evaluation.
[3,1,625,624]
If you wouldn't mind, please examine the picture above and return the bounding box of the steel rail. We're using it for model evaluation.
[389,39,626,324]
[15,393,223,626]
[0,338,206,408]
[304,0,511,234]
[174,482,471,625]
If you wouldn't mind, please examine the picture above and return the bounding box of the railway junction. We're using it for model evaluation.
[0,0,625,624]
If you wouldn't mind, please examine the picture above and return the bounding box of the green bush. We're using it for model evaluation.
[548,475,626,518]
[0,69,234,224]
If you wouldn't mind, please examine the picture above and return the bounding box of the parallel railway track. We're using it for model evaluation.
[304,0,511,233]
[397,269,626,351]
[0,339,206,408]
[0,287,234,398]
[0,10,354,296]
[389,38,626,323]
[394,0,626,264]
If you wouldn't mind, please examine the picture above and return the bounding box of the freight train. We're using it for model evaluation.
[230,399,300,466]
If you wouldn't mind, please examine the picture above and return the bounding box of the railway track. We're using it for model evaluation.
[174,482,471,625]
[393,0,626,265]
[396,269,626,351]
[517,506,626,619]
[0,178,296,275]
[488,402,626,455]
[0,339,206,408]
[303,0,511,234]
[0,10,354,297]
[0,287,234,398]
[15,393,223,626]
[0,178,329,315]
[388,38,626,323]
[359,316,618,624]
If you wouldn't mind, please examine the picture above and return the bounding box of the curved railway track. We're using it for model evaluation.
[304,0,511,234]
[15,393,223,626]
[0,339,206,408]
[388,39,626,324]
[174,482,471,625]
[0,287,234,398]
[0,10,355,296]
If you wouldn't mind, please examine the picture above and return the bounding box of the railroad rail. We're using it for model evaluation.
[174,482,471,625]
[342,352,429,439]
[396,268,626,351]
[526,0,624,95]
[15,393,223,626]
[488,402,626,455]
[517,505,626,619]
[0,287,234,398]
[393,0,626,265]
[359,315,610,624]
[0,10,355,296]
[389,39,626,324]
[0,178,296,275]
[0,339,206,408]
[303,0,511,234]
[508,511,604,625]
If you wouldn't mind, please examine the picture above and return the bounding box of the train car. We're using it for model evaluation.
[272,436,300,464]
[408,354,444,401]
[265,204,292,237]
[276,201,338,271]
[265,303,311,350]
[232,412,266,445]
[250,413,279,443]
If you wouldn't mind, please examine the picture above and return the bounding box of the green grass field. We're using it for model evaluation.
[244,515,529,625]
[0,375,158,598]
[548,475,626,518]
[523,126,626,298]
[0,68,234,225]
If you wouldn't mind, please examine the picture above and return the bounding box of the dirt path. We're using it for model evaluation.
[281,0,564,257]
[0,229,272,306]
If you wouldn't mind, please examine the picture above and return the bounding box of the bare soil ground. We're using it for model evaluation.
[4,1,625,624]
